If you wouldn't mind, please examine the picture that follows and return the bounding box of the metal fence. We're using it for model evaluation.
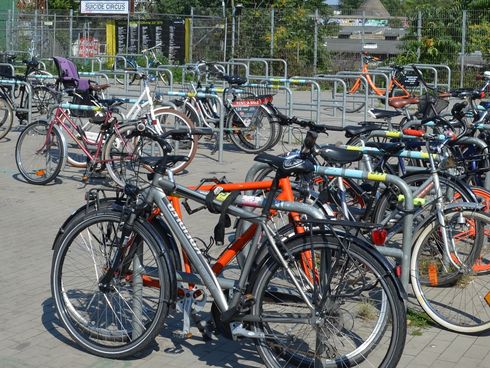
[1,7,490,86]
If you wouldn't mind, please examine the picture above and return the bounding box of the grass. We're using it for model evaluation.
[407,308,433,336]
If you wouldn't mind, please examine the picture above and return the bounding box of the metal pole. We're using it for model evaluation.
[460,10,467,88]
[126,11,130,53]
[313,9,318,75]
[34,10,38,55]
[361,11,365,48]
[270,8,274,58]
[416,11,421,62]
[190,7,194,63]
[6,10,10,52]
[222,6,227,61]
[231,3,236,59]
[69,9,73,57]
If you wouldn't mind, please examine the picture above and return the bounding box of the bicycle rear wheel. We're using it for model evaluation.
[51,208,173,358]
[337,78,367,113]
[411,209,490,333]
[15,120,64,184]
[0,97,13,139]
[251,233,406,368]
[227,107,276,153]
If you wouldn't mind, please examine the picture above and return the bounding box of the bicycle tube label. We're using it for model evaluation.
[386,131,401,138]
[345,145,362,151]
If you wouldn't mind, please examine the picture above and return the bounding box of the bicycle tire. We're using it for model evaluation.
[251,233,406,367]
[15,120,64,184]
[0,97,14,139]
[51,208,173,358]
[227,106,276,154]
[31,84,57,115]
[411,209,490,333]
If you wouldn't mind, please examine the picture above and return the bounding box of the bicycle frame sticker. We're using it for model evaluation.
[165,201,202,254]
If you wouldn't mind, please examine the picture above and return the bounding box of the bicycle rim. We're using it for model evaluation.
[0,97,13,139]
[228,109,275,153]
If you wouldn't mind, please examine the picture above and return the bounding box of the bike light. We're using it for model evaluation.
[395,265,401,278]
[371,228,387,246]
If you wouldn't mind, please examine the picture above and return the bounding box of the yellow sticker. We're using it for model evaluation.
[215,192,231,202]
[187,92,197,97]
[386,131,401,138]
[413,198,426,206]
[214,87,224,93]
[397,194,405,202]
[345,145,362,151]
[367,172,387,181]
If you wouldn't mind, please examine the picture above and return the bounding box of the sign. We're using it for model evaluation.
[115,19,186,64]
[81,1,129,15]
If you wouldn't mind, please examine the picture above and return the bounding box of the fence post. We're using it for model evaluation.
[460,10,467,88]
[416,11,421,62]
[222,6,227,62]
[361,11,365,47]
[126,11,130,53]
[270,8,274,58]
[69,9,73,57]
[53,13,57,56]
[313,9,318,75]
[231,4,236,59]
[6,10,10,52]
[34,10,38,54]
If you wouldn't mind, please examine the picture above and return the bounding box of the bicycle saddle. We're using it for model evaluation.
[388,97,419,109]
[366,141,405,154]
[369,108,401,119]
[344,123,383,138]
[224,75,247,86]
[254,153,315,176]
[318,145,363,165]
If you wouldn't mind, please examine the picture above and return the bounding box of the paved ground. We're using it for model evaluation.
[1,121,490,368]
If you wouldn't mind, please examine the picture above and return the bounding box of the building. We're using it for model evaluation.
[324,0,406,58]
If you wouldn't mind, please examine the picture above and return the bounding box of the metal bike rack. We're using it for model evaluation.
[79,71,110,86]
[114,53,150,68]
[230,57,288,79]
[140,66,174,91]
[330,73,370,122]
[230,58,269,79]
[159,90,226,162]
[215,61,249,82]
[0,79,32,125]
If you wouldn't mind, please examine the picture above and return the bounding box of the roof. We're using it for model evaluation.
[357,0,391,17]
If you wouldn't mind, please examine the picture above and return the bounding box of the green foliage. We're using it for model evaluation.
[48,0,72,9]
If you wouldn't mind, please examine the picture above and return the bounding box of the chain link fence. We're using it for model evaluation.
[0,7,489,86]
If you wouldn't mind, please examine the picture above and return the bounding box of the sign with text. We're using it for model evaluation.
[81,1,129,14]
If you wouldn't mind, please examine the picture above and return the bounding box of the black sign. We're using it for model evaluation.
[115,19,185,64]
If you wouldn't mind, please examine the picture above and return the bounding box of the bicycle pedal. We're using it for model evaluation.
[172,331,193,340]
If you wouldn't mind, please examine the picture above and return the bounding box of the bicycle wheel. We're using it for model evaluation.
[153,108,197,173]
[227,106,276,153]
[31,85,57,115]
[15,120,64,184]
[51,208,173,358]
[104,124,164,187]
[411,209,490,333]
[251,233,406,367]
[0,97,14,139]
[337,78,367,113]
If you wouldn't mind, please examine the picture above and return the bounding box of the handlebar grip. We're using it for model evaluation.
[318,124,344,132]
[402,128,425,137]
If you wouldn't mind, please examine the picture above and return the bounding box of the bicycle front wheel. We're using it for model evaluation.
[51,208,173,358]
[0,97,14,139]
[15,120,64,184]
[251,233,406,368]
[411,209,490,333]
[337,78,367,113]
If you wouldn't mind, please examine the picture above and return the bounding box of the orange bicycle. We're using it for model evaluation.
[342,52,416,113]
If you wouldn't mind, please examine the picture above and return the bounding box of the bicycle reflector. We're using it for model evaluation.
[35,169,46,177]
[485,291,490,306]
[428,262,439,286]
[371,228,388,246]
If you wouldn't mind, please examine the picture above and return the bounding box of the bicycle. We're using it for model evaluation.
[50,127,407,366]
[340,52,418,113]
[112,44,167,86]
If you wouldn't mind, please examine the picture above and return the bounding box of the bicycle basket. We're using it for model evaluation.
[416,92,449,119]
